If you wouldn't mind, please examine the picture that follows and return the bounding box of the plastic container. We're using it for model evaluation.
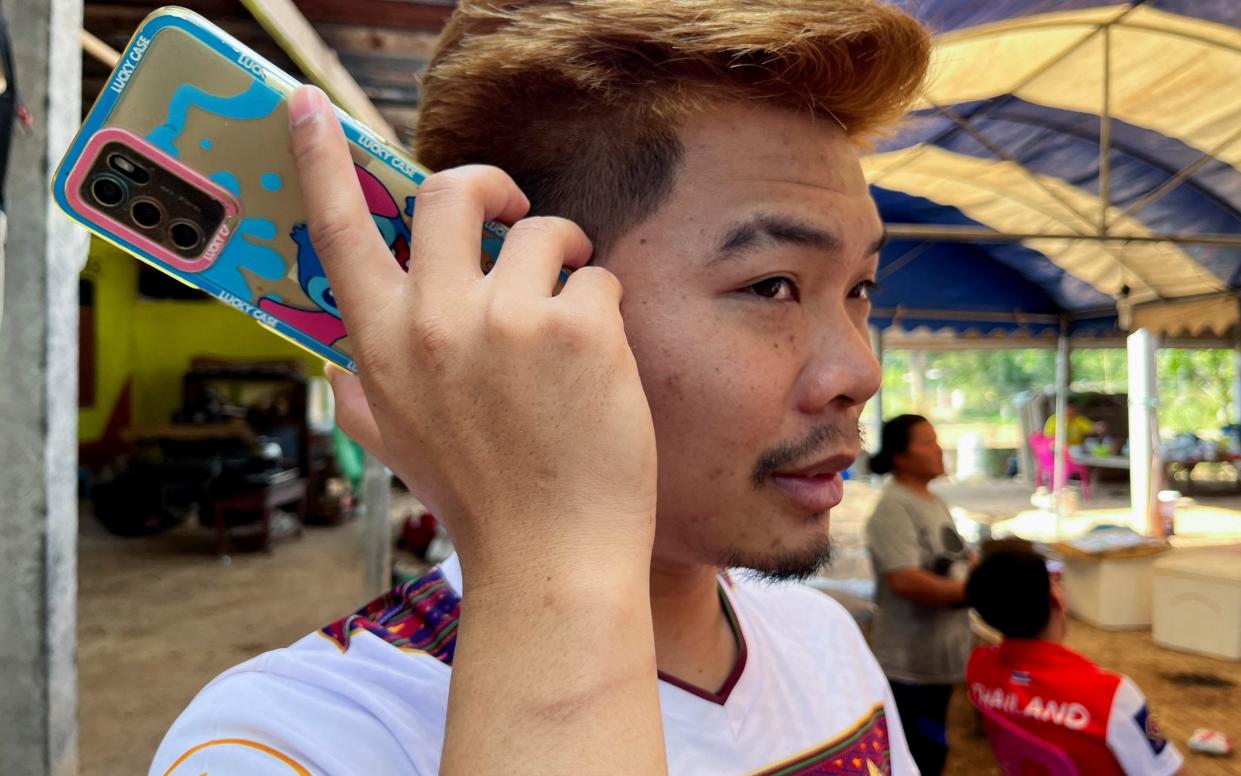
[1152,550,1241,660]
[1157,490,1180,536]
[1061,554,1159,630]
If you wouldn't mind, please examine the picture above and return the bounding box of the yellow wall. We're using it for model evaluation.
[129,298,323,428]
[79,239,324,442]
[79,240,138,442]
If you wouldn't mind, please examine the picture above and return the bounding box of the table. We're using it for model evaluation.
[210,472,307,556]
[1070,452,1129,494]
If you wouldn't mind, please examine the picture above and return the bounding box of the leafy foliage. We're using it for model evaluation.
[876,347,1235,444]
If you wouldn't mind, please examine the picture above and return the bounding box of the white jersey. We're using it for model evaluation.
[151,556,916,775]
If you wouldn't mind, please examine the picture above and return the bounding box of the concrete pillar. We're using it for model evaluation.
[0,0,87,774]
[362,453,392,596]
[1052,331,1070,527]
[868,325,884,454]
[1128,328,1161,535]
[1232,341,1241,426]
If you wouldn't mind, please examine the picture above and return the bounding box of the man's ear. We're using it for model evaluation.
[1050,579,1068,613]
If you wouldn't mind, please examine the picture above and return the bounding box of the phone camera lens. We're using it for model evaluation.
[169,221,203,252]
[130,199,164,229]
[90,175,127,208]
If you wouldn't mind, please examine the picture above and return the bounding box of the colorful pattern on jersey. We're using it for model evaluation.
[752,704,892,776]
[320,568,461,664]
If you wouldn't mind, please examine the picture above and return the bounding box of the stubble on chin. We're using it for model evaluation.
[718,531,834,583]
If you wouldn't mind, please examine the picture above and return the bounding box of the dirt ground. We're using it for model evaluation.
[79,482,1241,775]
[78,511,368,776]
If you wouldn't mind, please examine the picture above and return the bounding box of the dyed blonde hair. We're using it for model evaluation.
[416,0,930,255]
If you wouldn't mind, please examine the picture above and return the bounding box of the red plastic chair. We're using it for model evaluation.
[1029,432,1091,499]
[977,703,1081,776]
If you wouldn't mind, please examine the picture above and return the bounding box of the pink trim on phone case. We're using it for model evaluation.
[64,127,239,273]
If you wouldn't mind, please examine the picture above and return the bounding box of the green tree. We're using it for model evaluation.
[876,346,1235,446]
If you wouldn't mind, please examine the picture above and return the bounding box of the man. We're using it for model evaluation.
[966,549,1187,776]
[865,415,973,775]
[151,2,932,773]
[1044,398,1098,446]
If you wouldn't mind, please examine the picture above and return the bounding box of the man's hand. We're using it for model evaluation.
[288,85,666,774]
[288,86,657,584]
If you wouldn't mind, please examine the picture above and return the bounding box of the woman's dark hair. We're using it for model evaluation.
[869,414,928,475]
[966,548,1053,639]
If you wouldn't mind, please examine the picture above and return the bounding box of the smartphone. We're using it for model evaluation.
[53,6,507,373]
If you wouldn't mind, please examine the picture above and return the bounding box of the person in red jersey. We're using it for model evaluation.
[966,548,1188,776]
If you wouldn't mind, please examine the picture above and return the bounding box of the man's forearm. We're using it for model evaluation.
[886,568,966,608]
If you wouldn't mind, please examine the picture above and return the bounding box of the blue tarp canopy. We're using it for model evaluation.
[869,0,1241,339]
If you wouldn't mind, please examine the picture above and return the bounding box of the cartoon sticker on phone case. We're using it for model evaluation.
[143,77,288,301]
[258,163,415,346]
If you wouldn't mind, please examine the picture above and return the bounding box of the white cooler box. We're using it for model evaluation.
[1061,554,1160,630]
[1153,549,1241,660]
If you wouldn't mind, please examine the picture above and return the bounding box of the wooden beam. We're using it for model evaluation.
[280,0,453,31]
[317,24,439,58]
[81,29,121,68]
[240,0,399,143]
[85,7,303,75]
[85,0,454,32]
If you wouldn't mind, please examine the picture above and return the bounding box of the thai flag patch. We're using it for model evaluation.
[1134,705,1168,754]
[1010,671,1032,686]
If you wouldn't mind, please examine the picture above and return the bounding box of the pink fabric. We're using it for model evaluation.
[978,701,1081,776]
[1029,432,1091,499]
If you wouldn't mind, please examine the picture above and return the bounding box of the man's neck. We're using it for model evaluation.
[1036,616,1067,643]
[648,558,739,696]
[893,471,934,497]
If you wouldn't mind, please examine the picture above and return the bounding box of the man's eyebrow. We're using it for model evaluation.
[712,214,885,264]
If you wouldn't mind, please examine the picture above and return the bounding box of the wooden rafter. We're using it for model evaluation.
[81,29,121,67]
[240,0,398,143]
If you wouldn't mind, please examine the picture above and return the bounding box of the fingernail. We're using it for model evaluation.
[289,86,323,128]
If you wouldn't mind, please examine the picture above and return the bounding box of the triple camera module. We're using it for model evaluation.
[80,142,226,259]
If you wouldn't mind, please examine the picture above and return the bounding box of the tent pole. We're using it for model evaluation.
[362,453,393,596]
[1053,328,1071,534]
[880,224,1241,248]
[1100,23,1112,235]
[1127,329,1161,535]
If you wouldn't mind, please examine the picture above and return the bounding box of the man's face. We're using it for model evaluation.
[602,102,882,577]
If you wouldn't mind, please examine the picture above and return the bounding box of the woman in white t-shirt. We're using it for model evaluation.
[866,414,974,776]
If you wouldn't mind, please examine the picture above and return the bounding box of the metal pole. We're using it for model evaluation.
[930,101,1096,232]
[881,224,1241,248]
[1118,124,1241,222]
[1100,24,1112,235]
[362,453,393,596]
[0,0,86,772]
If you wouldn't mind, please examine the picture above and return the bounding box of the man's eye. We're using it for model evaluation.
[746,277,798,301]
[849,280,877,301]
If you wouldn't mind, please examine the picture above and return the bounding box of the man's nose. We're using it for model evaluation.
[794,315,881,415]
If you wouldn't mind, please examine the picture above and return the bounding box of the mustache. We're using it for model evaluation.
[751,423,861,488]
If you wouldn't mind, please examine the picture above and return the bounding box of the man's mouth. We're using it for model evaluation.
[769,454,854,513]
